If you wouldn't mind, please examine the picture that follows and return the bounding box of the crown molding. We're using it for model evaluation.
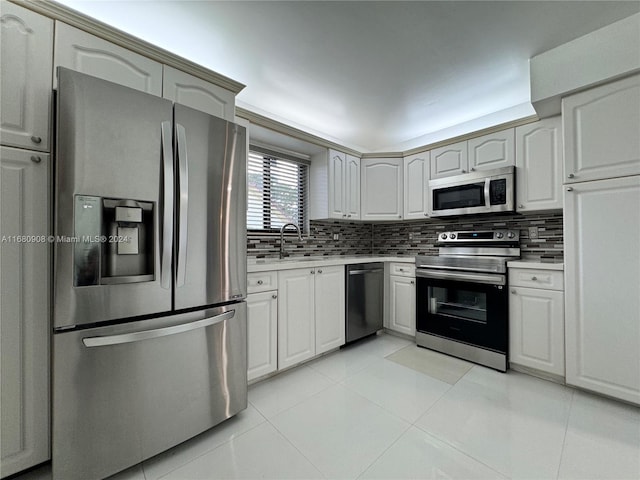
[11,0,245,94]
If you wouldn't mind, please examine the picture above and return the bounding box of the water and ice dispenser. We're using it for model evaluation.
[74,195,154,286]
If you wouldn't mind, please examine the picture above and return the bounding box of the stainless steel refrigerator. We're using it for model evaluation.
[52,68,247,480]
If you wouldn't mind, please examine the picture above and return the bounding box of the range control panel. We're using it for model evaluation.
[437,230,519,243]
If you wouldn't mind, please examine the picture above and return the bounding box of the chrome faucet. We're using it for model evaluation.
[279,223,303,259]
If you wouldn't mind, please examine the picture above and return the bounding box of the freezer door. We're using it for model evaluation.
[52,302,247,480]
[54,68,174,328]
[173,104,247,309]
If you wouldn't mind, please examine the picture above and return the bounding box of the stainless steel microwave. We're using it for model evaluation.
[428,166,515,217]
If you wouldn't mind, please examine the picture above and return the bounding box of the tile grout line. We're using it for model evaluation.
[355,422,413,480]
[554,387,577,480]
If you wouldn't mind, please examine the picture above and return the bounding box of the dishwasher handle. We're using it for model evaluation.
[82,310,235,347]
[348,268,384,275]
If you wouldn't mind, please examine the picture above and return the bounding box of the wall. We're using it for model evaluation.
[248,212,563,260]
[372,212,563,260]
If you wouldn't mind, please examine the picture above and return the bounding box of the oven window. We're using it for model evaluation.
[428,286,487,324]
[433,182,485,210]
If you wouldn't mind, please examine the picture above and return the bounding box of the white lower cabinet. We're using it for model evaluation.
[277,266,345,370]
[246,291,278,382]
[1,147,50,477]
[315,266,346,354]
[509,276,565,377]
[388,275,416,337]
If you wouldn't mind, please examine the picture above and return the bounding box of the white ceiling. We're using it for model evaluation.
[56,0,640,153]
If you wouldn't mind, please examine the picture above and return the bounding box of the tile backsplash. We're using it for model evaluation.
[247,212,563,260]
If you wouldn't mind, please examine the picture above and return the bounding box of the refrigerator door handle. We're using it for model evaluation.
[160,121,174,289]
[176,123,189,287]
[82,309,236,347]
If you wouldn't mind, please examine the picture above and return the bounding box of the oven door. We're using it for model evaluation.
[415,270,508,353]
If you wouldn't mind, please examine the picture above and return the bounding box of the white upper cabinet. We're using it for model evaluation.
[54,22,162,95]
[515,117,563,212]
[361,157,403,221]
[430,141,468,179]
[162,65,235,121]
[403,152,430,219]
[310,149,360,220]
[563,74,640,183]
[468,128,515,171]
[0,2,53,152]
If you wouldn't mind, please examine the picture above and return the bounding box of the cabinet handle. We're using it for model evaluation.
[518,204,524,209]
[272,294,277,299]
[566,187,573,192]
[30,155,42,164]
[318,269,322,273]
[424,213,428,216]
[347,214,351,218]
[568,173,575,179]
[461,169,467,173]
[311,270,315,274]
[531,276,538,281]
[257,280,263,285]
[30,135,42,144]
[398,215,402,218]
[342,214,347,217]
[398,268,404,272]
[470,167,475,172]
[511,289,516,294]
[410,280,414,285]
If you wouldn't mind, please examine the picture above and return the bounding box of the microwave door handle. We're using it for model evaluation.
[160,121,173,290]
[484,178,491,207]
[176,123,189,287]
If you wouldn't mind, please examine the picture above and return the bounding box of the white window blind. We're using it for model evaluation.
[247,150,308,232]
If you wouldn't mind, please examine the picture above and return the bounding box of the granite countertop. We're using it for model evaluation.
[247,255,415,272]
[507,259,564,270]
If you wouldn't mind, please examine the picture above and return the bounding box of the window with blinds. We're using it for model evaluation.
[247,150,308,232]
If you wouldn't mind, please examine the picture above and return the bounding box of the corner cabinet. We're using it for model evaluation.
[403,152,430,219]
[0,2,53,152]
[53,21,163,95]
[509,267,564,378]
[361,157,403,221]
[310,149,360,220]
[162,66,235,121]
[563,74,640,183]
[1,147,50,477]
[564,176,640,405]
[515,117,563,212]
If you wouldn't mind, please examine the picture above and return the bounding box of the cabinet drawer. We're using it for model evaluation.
[247,271,278,293]
[509,268,563,290]
[390,263,415,277]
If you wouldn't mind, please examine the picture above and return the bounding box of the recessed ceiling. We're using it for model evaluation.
[56,0,640,153]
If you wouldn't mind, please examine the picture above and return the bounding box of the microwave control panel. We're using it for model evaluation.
[489,179,507,205]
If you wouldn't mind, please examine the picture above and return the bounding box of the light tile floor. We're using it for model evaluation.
[14,333,640,480]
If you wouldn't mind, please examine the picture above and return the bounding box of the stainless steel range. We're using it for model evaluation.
[415,230,520,372]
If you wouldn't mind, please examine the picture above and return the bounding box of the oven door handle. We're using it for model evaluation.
[416,269,505,286]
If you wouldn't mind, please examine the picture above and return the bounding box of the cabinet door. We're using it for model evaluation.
[389,275,416,337]
[509,286,564,376]
[1,147,50,476]
[345,154,361,220]
[564,176,640,404]
[54,22,162,95]
[468,129,515,171]
[246,291,278,381]
[315,266,345,354]
[430,141,468,179]
[361,158,403,221]
[563,74,640,183]
[0,2,53,152]
[277,269,315,369]
[403,152,430,219]
[515,117,563,212]
[328,149,346,219]
[163,65,235,121]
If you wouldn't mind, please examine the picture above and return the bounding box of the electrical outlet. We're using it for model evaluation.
[528,226,539,239]
[333,233,339,241]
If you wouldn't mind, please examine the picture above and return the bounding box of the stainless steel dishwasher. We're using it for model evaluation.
[346,263,384,343]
